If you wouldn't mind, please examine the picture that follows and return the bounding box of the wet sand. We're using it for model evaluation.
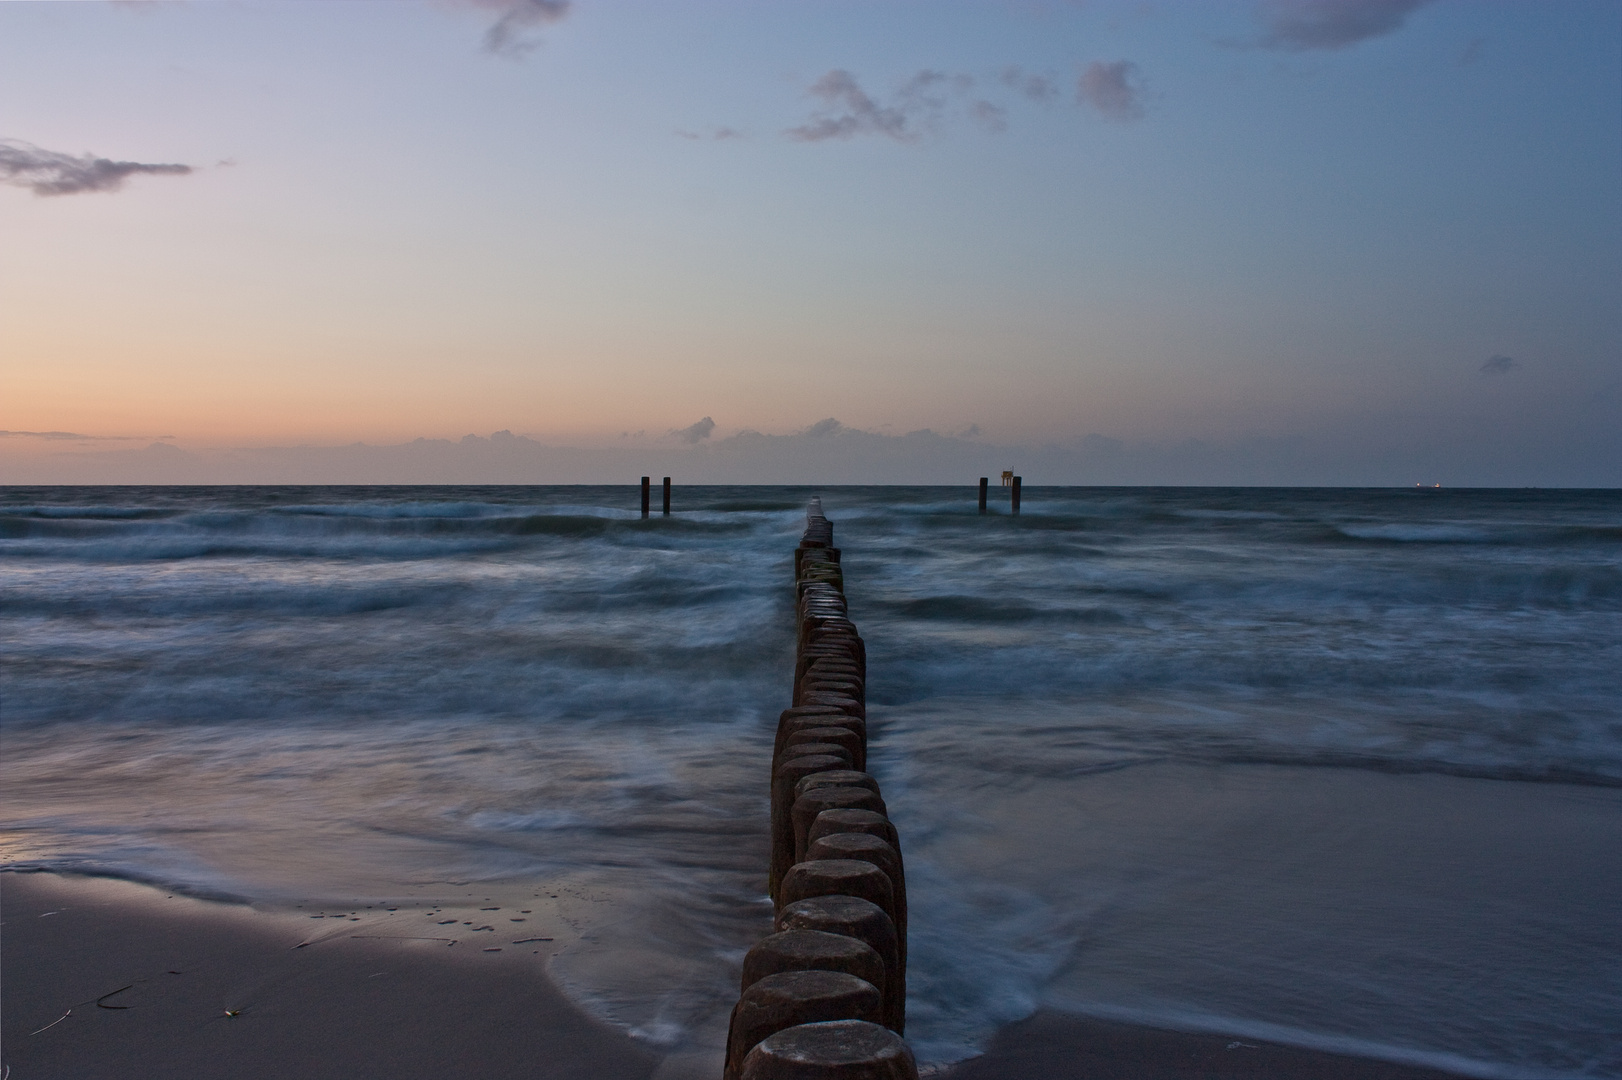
[938,1010,1471,1079]
[5,870,1471,1080]
[1,870,666,1080]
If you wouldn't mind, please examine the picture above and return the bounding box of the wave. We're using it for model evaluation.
[0,864,255,905]
[467,808,589,832]
[1,583,445,619]
[0,509,769,561]
[1336,523,1496,543]
[874,691,1622,790]
[1332,521,1622,547]
[5,504,179,520]
[874,595,1129,625]
[271,500,520,519]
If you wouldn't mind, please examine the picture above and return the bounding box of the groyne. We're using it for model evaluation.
[723,498,918,1080]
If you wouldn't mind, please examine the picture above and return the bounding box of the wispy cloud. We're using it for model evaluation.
[1480,354,1517,375]
[677,127,745,141]
[457,0,570,58]
[970,100,1009,133]
[786,68,1037,143]
[776,60,1146,144]
[999,66,1058,102]
[674,416,716,444]
[786,70,919,142]
[1257,0,1433,52]
[0,430,101,440]
[1077,61,1145,121]
[0,430,164,441]
[0,139,192,196]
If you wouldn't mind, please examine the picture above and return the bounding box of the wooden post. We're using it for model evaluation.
[741,1020,918,1080]
[641,476,650,519]
[978,477,988,514]
[662,476,671,516]
[1011,476,1021,515]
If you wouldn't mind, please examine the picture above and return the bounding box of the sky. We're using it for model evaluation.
[2,0,1618,485]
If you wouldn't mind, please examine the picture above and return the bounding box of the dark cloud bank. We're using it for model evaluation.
[6,418,1615,487]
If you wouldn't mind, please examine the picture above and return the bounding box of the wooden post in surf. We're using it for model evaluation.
[641,476,650,519]
[663,476,671,516]
[723,497,918,1080]
[978,477,988,514]
[1011,476,1022,515]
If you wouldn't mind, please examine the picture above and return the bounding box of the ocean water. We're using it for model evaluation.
[3,485,1619,1076]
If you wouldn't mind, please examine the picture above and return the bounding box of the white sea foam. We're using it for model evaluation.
[1337,522,1496,542]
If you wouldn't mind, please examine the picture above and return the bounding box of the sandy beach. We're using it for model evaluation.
[5,869,1472,1080]
[1,870,666,1080]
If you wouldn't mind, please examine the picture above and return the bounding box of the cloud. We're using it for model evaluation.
[458,0,570,58]
[0,429,156,440]
[7,417,1617,486]
[0,139,192,196]
[901,70,974,99]
[785,64,1113,142]
[786,69,1003,143]
[0,430,99,440]
[786,70,918,142]
[675,416,716,444]
[677,127,744,141]
[970,101,1009,133]
[999,66,1057,102]
[1257,0,1433,52]
[1480,354,1517,375]
[1077,61,1145,121]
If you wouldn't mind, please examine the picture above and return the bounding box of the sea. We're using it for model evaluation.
[2,485,1619,1077]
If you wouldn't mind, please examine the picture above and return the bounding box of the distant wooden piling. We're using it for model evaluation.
[723,498,917,1080]
[641,476,651,519]
[663,476,672,516]
[1011,476,1021,515]
[978,478,988,514]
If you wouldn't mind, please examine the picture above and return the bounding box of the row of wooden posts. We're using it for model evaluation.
[977,476,1021,514]
[641,478,1023,518]
[720,498,920,1079]
[641,476,671,518]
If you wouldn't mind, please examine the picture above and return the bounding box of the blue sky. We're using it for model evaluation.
[2,0,1618,484]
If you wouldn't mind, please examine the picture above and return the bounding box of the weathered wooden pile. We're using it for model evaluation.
[722,498,918,1080]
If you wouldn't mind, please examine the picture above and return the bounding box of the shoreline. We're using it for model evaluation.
[5,869,1474,1079]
